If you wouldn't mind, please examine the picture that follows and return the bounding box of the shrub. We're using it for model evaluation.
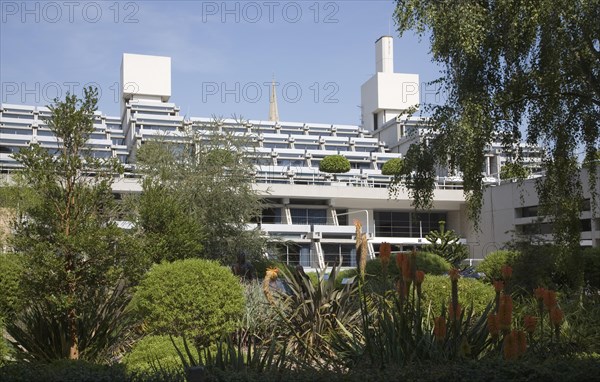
[319,155,350,174]
[421,275,495,316]
[582,247,600,289]
[365,251,451,279]
[122,335,191,373]
[477,250,519,281]
[0,317,12,366]
[0,252,25,319]
[131,259,245,343]
[0,360,130,382]
[381,158,404,176]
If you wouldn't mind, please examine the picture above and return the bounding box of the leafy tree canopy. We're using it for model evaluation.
[8,88,148,359]
[394,1,599,265]
[499,162,530,181]
[135,120,266,263]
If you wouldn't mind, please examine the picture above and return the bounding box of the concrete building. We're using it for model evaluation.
[0,36,580,268]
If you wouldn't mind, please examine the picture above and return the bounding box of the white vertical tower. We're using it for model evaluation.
[361,36,420,132]
[375,36,394,73]
[269,77,279,122]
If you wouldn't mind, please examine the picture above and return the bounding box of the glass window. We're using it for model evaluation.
[322,243,356,267]
[263,142,288,149]
[375,211,447,237]
[290,208,327,225]
[258,207,282,224]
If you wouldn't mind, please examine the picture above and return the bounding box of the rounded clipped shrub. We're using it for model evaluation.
[421,275,495,316]
[319,155,351,174]
[381,158,404,176]
[123,335,193,372]
[477,250,519,281]
[132,259,245,341]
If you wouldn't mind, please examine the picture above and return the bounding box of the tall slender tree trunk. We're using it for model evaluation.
[68,305,79,359]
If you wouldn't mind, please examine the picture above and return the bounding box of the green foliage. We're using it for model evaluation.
[135,179,205,263]
[477,250,520,281]
[0,252,24,319]
[0,360,131,382]
[6,284,135,362]
[0,317,12,366]
[319,155,351,174]
[500,162,531,180]
[421,275,495,317]
[582,247,600,289]
[135,120,266,262]
[393,0,600,254]
[424,221,469,267]
[363,251,451,279]
[500,243,566,292]
[7,89,147,359]
[123,335,191,373]
[332,258,494,367]
[239,281,279,343]
[272,263,361,364]
[3,357,600,382]
[131,259,245,342]
[381,158,404,176]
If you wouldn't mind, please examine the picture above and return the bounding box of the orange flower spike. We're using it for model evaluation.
[395,253,405,274]
[549,306,564,327]
[533,287,546,300]
[379,242,391,264]
[493,280,504,293]
[498,294,513,332]
[449,268,460,281]
[503,331,518,360]
[543,290,557,310]
[402,255,413,282]
[434,316,447,342]
[487,314,500,339]
[523,315,538,334]
[415,270,425,286]
[501,265,513,280]
[265,267,279,281]
[448,303,462,321]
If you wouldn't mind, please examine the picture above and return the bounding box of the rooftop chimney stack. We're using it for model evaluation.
[375,36,394,73]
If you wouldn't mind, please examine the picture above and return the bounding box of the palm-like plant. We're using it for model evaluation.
[266,262,361,367]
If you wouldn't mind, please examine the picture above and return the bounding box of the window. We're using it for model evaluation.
[336,209,348,225]
[375,211,447,237]
[290,208,327,225]
[515,206,538,218]
[257,207,282,224]
[322,243,356,267]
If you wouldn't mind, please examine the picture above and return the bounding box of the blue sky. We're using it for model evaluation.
[1,1,443,125]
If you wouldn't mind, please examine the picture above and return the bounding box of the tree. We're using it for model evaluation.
[9,88,147,360]
[134,178,205,263]
[319,155,351,174]
[394,1,599,286]
[499,162,530,181]
[135,119,266,263]
[424,221,468,267]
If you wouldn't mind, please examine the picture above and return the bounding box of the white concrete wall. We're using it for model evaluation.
[121,53,171,102]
